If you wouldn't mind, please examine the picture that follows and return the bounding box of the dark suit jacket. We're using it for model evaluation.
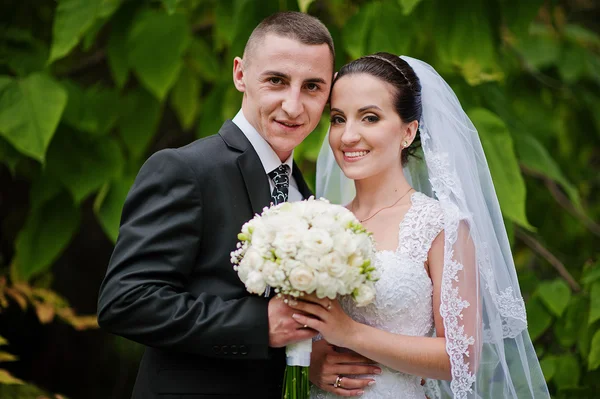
[97,121,313,398]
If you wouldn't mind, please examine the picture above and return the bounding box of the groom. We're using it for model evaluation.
[98,11,378,399]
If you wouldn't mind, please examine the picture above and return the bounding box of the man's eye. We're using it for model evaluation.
[269,77,283,85]
[306,83,319,91]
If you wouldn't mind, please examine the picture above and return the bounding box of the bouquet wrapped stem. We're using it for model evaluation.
[283,338,312,399]
[231,198,378,399]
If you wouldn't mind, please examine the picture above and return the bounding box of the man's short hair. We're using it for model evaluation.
[243,11,335,69]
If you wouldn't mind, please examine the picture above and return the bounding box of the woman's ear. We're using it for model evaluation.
[403,120,419,146]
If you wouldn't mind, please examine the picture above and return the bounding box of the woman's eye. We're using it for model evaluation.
[364,115,379,123]
[331,116,345,124]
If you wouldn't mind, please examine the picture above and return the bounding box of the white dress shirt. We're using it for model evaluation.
[232,109,303,202]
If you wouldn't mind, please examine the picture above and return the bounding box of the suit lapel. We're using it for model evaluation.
[219,121,271,215]
[292,161,313,199]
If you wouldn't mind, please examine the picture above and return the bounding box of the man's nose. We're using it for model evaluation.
[281,88,303,119]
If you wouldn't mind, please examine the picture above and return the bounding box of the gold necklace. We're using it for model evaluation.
[351,187,413,223]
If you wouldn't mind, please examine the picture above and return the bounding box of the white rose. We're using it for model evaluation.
[319,252,346,278]
[289,266,317,293]
[244,247,264,270]
[333,231,358,257]
[302,228,333,255]
[245,271,267,294]
[262,261,281,287]
[295,249,321,272]
[273,229,303,258]
[311,214,336,231]
[315,272,341,299]
[236,262,251,282]
[337,209,359,227]
[354,284,376,307]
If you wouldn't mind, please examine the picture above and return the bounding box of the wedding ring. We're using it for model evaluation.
[334,375,343,388]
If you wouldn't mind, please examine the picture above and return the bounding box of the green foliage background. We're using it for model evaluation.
[0,0,598,397]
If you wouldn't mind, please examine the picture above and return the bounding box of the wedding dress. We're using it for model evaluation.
[311,191,443,399]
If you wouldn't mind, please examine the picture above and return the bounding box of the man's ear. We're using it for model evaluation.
[233,57,245,92]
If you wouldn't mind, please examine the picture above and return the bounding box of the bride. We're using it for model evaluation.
[288,53,550,398]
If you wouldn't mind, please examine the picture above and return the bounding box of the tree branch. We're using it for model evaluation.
[515,228,581,292]
[521,165,600,238]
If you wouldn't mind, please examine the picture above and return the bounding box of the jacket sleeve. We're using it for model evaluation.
[97,148,271,360]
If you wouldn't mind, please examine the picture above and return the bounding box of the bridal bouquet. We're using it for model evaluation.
[231,197,377,399]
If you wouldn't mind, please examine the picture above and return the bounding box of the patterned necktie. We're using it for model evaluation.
[268,164,290,205]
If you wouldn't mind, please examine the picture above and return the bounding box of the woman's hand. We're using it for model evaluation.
[287,294,360,349]
[310,339,379,397]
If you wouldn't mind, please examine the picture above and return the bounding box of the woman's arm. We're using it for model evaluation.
[290,225,478,380]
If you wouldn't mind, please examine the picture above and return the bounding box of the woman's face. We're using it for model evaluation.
[329,73,407,181]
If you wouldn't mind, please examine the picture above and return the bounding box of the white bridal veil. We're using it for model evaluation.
[316,56,549,398]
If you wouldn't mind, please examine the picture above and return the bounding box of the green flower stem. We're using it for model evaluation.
[282,365,310,399]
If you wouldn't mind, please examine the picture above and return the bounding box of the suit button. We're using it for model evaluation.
[240,345,248,355]
[213,346,220,354]
[231,345,238,355]
[221,345,228,355]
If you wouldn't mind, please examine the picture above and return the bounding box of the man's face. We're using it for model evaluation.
[233,34,333,161]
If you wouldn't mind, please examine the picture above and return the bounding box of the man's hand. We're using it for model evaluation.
[268,296,317,347]
[310,339,381,397]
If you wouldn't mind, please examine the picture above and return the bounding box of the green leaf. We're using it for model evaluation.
[589,281,600,325]
[0,73,67,163]
[554,354,580,390]
[298,0,316,13]
[398,0,423,15]
[516,24,560,69]
[187,38,221,82]
[367,2,415,56]
[94,177,134,243]
[118,88,162,160]
[537,279,571,317]
[469,108,534,230]
[48,0,105,63]
[213,0,236,50]
[12,192,80,281]
[342,2,379,59]
[515,135,583,211]
[162,0,181,14]
[499,0,543,38]
[558,44,588,83]
[127,9,191,100]
[170,66,200,130]
[432,0,502,85]
[29,172,63,210]
[0,137,21,175]
[582,262,600,285]
[107,11,130,89]
[62,80,120,136]
[554,295,588,348]
[1,29,49,76]
[540,355,556,382]
[197,84,227,139]
[526,296,552,341]
[45,129,124,204]
[588,329,600,371]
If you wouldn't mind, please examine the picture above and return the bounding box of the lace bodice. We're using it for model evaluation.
[311,192,444,399]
